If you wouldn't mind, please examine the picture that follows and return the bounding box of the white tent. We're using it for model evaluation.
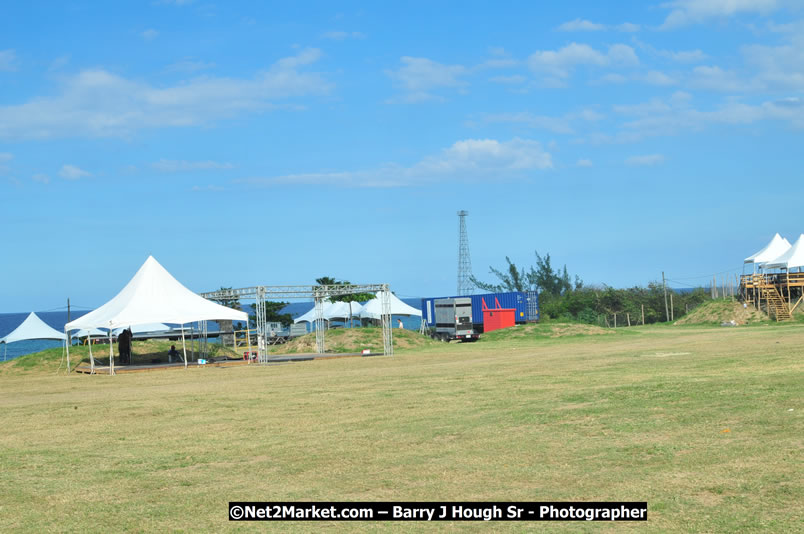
[359,291,422,320]
[64,256,247,373]
[323,301,363,320]
[764,234,804,270]
[1,312,67,361]
[71,327,108,338]
[1,312,67,344]
[745,233,791,266]
[294,300,333,323]
[112,323,171,336]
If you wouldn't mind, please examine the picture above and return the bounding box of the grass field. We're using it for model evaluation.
[0,323,801,532]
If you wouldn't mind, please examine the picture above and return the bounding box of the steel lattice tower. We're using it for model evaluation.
[457,210,473,296]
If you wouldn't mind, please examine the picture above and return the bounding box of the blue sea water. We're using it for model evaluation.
[0,310,89,362]
[0,300,424,361]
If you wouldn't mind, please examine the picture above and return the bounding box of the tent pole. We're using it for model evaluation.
[181,326,188,369]
[89,335,95,374]
[64,330,70,372]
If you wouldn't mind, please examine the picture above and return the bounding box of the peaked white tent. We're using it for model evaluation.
[65,256,247,373]
[1,312,67,361]
[323,301,363,320]
[294,300,333,324]
[359,291,422,320]
[745,233,791,267]
[764,234,804,270]
[1,312,67,344]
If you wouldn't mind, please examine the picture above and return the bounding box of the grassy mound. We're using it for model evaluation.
[0,346,77,375]
[675,300,770,326]
[270,327,441,354]
[478,321,612,343]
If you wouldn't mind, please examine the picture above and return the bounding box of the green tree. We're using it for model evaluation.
[315,276,376,303]
[211,287,241,310]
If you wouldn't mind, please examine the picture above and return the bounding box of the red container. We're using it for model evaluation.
[482,298,516,333]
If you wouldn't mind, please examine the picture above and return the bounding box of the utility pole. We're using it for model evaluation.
[662,271,669,322]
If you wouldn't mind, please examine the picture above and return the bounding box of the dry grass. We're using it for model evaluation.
[0,324,802,532]
[675,300,769,326]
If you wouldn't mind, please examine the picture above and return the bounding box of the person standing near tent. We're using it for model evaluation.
[397,319,403,329]
[119,328,132,365]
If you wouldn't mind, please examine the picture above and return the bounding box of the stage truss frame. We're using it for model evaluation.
[200,284,394,363]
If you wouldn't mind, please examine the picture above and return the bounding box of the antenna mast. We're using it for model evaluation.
[457,210,473,296]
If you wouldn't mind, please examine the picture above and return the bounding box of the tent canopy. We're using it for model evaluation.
[65,256,247,332]
[360,291,422,320]
[1,312,67,344]
[294,300,332,323]
[764,234,804,270]
[323,301,363,321]
[71,327,108,338]
[745,233,791,264]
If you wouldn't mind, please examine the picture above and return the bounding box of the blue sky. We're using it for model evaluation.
[2,0,803,312]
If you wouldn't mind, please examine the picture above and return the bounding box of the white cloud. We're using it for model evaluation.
[557,20,641,32]
[594,73,628,84]
[321,31,365,40]
[640,70,679,86]
[661,0,780,29]
[0,49,18,71]
[165,59,215,73]
[742,43,804,91]
[661,49,707,63]
[153,159,234,172]
[690,65,753,91]
[481,112,572,133]
[242,138,552,188]
[478,58,519,70]
[32,173,50,184]
[577,159,593,167]
[616,22,641,32]
[0,48,331,139]
[626,154,665,166]
[481,109,603,134]
[59,164,91,179]
[610,91,804,140]
[489,74,527,84]
[387,56,467,91]
[557,19,605,31]
[528,43,638,79]
[142,29,159,41]
[386,57,468,102]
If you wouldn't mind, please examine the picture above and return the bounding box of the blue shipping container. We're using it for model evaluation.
[421,291,539,328]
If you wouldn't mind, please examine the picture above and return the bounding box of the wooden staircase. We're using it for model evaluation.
[764,287,791,321]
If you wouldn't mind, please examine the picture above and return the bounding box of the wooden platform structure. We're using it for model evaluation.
[740,273,804,321]
[73,351,382,375]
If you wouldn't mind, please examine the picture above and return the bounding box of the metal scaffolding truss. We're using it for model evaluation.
[200,284,393,363]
